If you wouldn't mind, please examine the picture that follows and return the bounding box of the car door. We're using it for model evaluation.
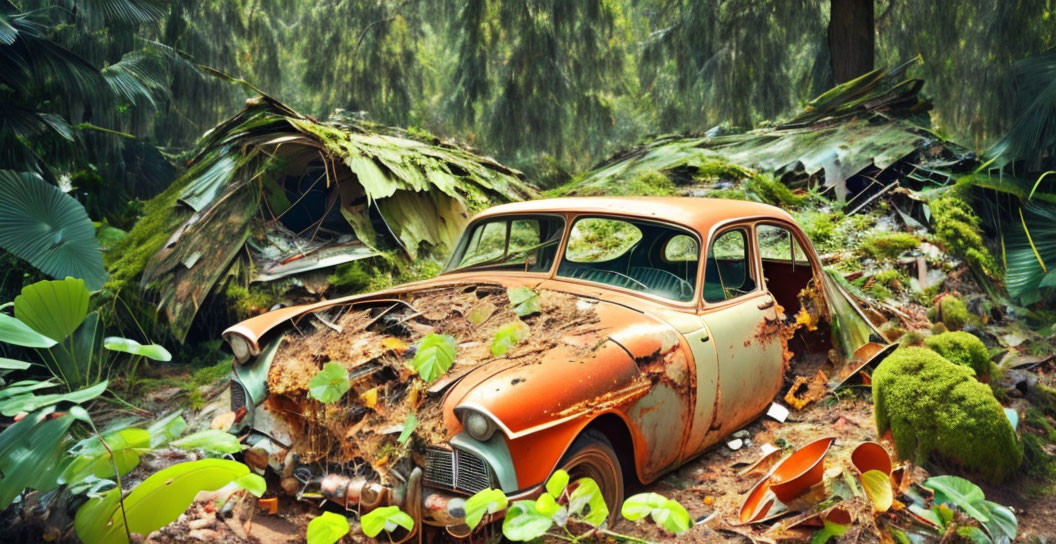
[698,224,784,442]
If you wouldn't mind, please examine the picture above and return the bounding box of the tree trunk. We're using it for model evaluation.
[828,0,875,83]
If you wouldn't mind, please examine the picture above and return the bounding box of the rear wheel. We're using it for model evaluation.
[558,430,624,527]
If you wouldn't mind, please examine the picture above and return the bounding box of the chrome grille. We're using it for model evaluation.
[424,448,455,488]
[230,381,247,412]
[423,446,495,494]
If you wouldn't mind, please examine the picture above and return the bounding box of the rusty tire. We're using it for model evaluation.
[559,430,624,527]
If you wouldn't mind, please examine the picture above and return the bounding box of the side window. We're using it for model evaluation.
[757,224,810,265]
[704,228,754,302]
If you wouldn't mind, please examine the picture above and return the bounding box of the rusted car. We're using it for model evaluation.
[222,197,888,538]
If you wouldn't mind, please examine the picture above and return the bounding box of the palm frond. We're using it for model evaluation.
[0,170,106,290]
[990,52,1056,169]
[101,49,170,108]
[1005,201,1056,305]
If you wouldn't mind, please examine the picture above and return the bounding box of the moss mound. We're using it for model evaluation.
[861,231,920,259]
[873,347,1022,481]
[926,294,969,331]
[924,331,991,379]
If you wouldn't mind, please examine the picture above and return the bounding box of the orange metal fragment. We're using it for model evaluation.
[851,441,892,476]
[769,437,835,503]
[258,497,278,515]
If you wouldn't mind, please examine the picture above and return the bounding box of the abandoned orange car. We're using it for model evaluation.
[222,196,889,537]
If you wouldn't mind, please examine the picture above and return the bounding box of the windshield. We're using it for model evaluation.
[557,216,699,302]
[445,215,565,273]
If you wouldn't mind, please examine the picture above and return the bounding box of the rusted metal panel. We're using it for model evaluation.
[701,292,784,440]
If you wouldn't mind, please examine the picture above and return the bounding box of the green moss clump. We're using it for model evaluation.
[800,211,843,249]
[744,174,806,207]
[328,252,441,296]
[861,231,921,260]
[225,283,278,319]
[873,347,1022,481]
[691,157,754,181]
[924,331,991,379]
[926,294,969,331]
[622,171,677,196]
[930,192,999,278]
[866,269,908,299]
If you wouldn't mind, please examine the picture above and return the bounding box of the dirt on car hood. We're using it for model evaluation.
[251,279,659,481]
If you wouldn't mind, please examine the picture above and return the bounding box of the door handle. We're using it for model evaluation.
[757,299,774,310]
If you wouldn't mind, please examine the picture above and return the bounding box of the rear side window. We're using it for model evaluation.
[704,228,755,302]
[757,224,810,265]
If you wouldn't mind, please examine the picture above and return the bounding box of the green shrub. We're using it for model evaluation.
[861,231,920,259]
[873,347,1022,482]
[924,331,991,379]
[926,294,969,331]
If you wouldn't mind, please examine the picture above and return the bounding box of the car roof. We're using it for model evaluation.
[474,196,797,236]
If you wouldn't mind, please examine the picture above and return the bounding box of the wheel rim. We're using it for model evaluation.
[561,446,623,524]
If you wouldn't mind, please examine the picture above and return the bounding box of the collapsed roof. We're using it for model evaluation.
[569,59,972,207]
[109,96,534,341]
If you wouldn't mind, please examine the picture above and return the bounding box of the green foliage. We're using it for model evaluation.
[924,475,1018,542]
[223,283,278,320]
[491,320,529,356]
[861,231,921,260]
[360,505,414,538]
[502,499,554,541]
[0,406,79,508]
[873,347,1022,481]
[926,295,970,331]
[929,193,999,278]
[861,470,894,512]
[410,334,457,383]
[810,520,850,544]
[63,428,151,484]
[800,210,844,249]
[465,488,509,529]
[0,313,57,348]
[306,512,351,544]
[75,459,253,544]
[308,362,352,404]
[15,277,90,342]
[1004,201,1056,305]
[744,173,807,207]
[397,413,418,445]
[103,337,172,362]
[507,287,542,317]
[0,172,107,289]
[170,430,243,454]
[621,492,691,535]
[924,331,991,379]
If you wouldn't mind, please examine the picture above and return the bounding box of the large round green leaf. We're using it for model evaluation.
[14,278,90,341]
[307,362,351,403]
[306,511,350,544]
[0,171,106,289]
[75,459,250,544]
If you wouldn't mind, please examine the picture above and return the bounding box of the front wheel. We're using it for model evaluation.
[558,430,624,527]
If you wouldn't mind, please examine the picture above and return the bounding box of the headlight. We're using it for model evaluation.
[228,334,252,364]
[462,411,495,441]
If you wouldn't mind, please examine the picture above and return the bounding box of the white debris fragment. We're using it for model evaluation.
[767,402,789,422]
[726,438,744,450]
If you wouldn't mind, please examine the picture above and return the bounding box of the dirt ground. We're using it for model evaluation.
[132,385,1055,543]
